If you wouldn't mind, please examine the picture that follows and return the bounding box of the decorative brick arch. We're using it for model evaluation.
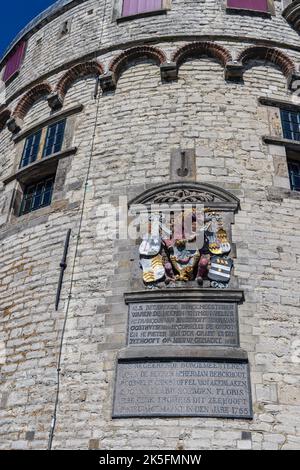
[237,46,296,78]
[13,82,52,120]
[109,46,167,82]
[172,42,233,69]
[0,109,11,131]
[55,61,104,102]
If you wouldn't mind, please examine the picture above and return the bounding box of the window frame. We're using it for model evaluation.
[287,158,300,191]
[226,0,275,15]
[1,106,82,225]
[122,0,163,18]
[42,119,66,158]
[19,175,55,216]
[114,0,171,22]
[280,108,300,142]
[2,41,27,84]
[19,129,42,169]
[19,118,67,170]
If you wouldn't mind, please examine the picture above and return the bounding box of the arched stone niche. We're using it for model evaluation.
[112,182,252,419]
[112,183,252,421]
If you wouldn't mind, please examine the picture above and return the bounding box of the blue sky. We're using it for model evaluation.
[0,0,56,57]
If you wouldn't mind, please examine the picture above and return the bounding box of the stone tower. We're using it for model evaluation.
[0,0,299,450]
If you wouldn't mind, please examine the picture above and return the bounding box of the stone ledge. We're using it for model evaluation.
[160,62,178,81]
[118,346,249,361]
[116,9,168,24]
[124,289,245,304]
[259,96,300,111]
[266,185,300,202]
[7,116,23,134]
[225,61,243,81]
[99,72,116,92]
[3,147,77,185]
[0,199,80,237]
[13,104,83,143]
[288,72,300,91]
[47,92,64,111]
[263,135,300,151]
[226,7,272,18]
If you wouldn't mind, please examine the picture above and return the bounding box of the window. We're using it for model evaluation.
[280,109,300,141]
[3,41,26,83]
[20,130,42,168]
[19,176,55,215]
[227,0,270,13]
[43,120,66,158]
[19,119,66,169]
[288,159,300,191]
[122,0,163,17]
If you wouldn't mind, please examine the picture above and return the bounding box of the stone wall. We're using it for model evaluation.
[2,1,300,102]
[0,0,299,450]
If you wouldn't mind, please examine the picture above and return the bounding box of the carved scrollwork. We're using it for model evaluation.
[130,183,240,212]
[151,189,216,204]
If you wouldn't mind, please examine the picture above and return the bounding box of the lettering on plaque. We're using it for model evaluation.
[128,302,239,347]
[113,360,252,419]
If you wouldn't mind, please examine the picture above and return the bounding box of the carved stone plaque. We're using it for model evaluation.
[128,302,239,347]
[113,360,252,419]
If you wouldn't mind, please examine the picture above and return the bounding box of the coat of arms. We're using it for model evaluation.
[138,208,233,289]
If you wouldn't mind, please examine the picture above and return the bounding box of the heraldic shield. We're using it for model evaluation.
[139,236,165,284]
[208,256,233,283]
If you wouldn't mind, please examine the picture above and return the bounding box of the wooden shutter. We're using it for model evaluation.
[122,0,162,17]
[3,41,26,83]
[227,0,269,12]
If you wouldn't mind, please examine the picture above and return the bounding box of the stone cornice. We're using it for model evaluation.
[12,104,83,143]
[259,96,300,112]
[3,147,77,186]
[4,34,300,109]
[118,346,249,361]
[124,289,245,304]
[116,8,168,23]
[263,135,300,151]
